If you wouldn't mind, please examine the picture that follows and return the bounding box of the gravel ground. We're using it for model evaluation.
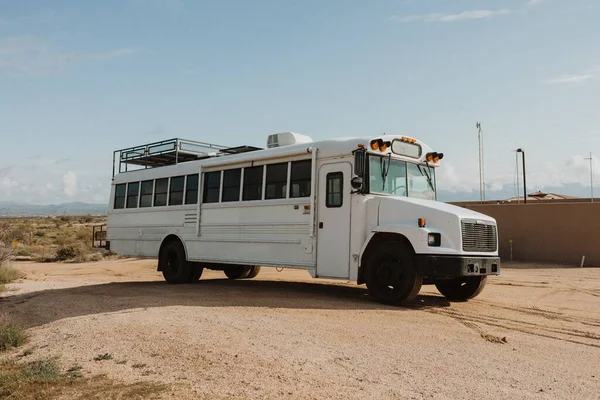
[2,260,600,399]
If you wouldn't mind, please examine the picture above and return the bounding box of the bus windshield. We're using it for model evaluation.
[368,155,436,200]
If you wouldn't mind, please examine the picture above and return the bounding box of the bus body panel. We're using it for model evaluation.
[106,134,501,287]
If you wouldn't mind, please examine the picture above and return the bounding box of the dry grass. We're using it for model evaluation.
[0,263,25,285]
[0,216,112,263]
[0,358,166,400]
[0,323,28,352]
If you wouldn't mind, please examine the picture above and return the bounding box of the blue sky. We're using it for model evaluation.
[0,0,598,204]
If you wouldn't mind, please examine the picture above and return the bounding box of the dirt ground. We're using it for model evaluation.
[2,260,599,400]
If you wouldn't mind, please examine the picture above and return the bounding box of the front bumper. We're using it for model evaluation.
[414,255,501,278]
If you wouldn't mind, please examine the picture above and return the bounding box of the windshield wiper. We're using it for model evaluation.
[380,154,392,191]
[417,164,435,193]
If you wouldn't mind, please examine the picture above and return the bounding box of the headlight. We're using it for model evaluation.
[428,233,441,247]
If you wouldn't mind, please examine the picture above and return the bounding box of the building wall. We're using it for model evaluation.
[454,202,600,266]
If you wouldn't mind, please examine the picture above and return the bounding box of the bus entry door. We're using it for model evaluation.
[316,162,351,278]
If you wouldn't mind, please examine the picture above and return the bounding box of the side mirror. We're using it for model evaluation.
[354,150,366,177]
[351,176,363,189]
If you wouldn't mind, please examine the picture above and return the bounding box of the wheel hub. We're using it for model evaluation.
[377,260,402,286]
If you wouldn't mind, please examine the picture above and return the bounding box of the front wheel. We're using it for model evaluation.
[435,276,487,301]
[364,241,422,306]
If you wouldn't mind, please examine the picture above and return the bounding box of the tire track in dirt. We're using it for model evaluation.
[423,308,508,344]
[473,299,600,328]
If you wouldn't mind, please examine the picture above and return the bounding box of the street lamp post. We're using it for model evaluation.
[517,148,526,204]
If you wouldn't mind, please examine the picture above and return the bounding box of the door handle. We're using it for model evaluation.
[319,222,323,229]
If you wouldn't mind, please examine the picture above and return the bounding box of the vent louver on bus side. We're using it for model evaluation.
[267,132,313,148]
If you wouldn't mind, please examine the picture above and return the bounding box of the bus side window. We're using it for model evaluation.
[114,183,126,209]
[326,172,343,208]
[222,169,241,202]
[185,174,199,205]
[242,166,263,201]
[203,171,221,203]
[126,182,139,209]
[265,163,288,200]
[169,176,185,206]
[290,160,311,198]
[154,178,169,207]
[140,180,154,207]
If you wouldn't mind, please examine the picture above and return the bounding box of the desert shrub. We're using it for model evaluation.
[0,223,30,246]
[15,248,32,257]
[0,246,13,266]
[76,229,92,244]
[34,231,45,238]
[20,359,60,382]
[55,244,84,261]
[0,324,28,352]
[0,264,24,284]
[88,253,103,262]
[79,215,94,223]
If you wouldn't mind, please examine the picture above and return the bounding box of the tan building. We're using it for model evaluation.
[451,193,600,267]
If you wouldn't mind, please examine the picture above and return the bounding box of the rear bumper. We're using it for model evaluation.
[414,255,500,278]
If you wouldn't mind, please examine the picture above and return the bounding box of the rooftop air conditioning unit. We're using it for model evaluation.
[267,132,313,148]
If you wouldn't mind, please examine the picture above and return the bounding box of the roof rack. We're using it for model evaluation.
[112,138,263,177]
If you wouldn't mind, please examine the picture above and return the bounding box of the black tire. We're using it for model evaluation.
[187,263,204,282]
[364,240,422,306]
[245,266,261,279]
[224,265,251,280]
[435,276,487,301]
[159,240,192,284]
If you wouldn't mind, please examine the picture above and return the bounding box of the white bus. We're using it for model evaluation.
[106,132,500,305]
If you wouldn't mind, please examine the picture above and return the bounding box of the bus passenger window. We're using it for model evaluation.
[265,163,288,200]
[203,171,221,203]
[114,183,126,209]
[140,180,154,207]
[326,172,343,208]
[154,178,169,207]
[185,174,199,205]
[126,182,139,208]
[290,160,311,198]
[169,176,185,206]
[242,166,263,201]
[222,169,241,202]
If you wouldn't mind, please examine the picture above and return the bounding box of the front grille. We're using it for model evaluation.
[461,221,497,252]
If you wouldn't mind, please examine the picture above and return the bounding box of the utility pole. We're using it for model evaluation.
[515,150,520,204]
[476,122,485,202]
[585,153,594,202]
[517,148,527,204]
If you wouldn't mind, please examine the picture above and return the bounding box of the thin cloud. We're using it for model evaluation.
[542,74,596,84]
[85,47,143,60]
[392,9,511,23]
[0,35,143,77]
[526,0,546,6]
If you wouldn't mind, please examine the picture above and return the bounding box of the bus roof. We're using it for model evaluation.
[112,134,437,183]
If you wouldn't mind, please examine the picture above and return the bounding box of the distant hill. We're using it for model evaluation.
[0,202,107,216]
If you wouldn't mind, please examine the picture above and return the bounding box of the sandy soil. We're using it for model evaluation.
[2,260,599,399]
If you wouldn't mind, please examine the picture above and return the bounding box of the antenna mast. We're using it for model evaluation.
[585,153,594,203]
[476,122,485,202]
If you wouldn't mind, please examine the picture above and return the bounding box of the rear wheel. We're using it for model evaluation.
[224,265,251,280]
[159,240,192,284]
[435,276,487,301]
[245,266,261,279]
[364,240,422,306]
